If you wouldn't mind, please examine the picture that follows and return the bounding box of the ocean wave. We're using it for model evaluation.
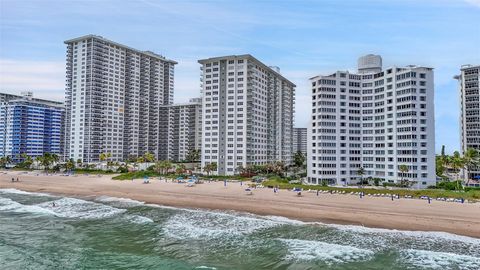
[323,223,480,246]
[162,210,285,240]
[278,238,374,264]
[37,197,127,219]
[401,249,480,269]
[126,215,154,224]
[95,196,145,207]
[0,197,56,216]
[0,188,52,197]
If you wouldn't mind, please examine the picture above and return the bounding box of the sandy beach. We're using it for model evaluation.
[1,170,479,238]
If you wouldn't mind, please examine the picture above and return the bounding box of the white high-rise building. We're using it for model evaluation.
[199,55,295,175]
[293,127,307,156]
[307,55,435,188]
[64,35,176,162]
[456,64,480,180]
[158,98,202,161]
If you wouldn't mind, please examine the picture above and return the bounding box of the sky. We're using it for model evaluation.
[0,0,479,154]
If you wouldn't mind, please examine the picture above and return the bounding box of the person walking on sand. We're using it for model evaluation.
[317,190,319,196]
[16,177,19,182]
[11,177,14,182]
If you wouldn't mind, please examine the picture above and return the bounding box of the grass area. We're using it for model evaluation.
[73,168,117,174]
[112,171,161,180]
[263,179,480,201]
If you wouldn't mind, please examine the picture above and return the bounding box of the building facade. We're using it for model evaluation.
[199,55,295,175]
[456,64,480,180]
[64,35,176,163]
[158,98,202,161]
[307,55,435,188]
[293,127,307,156]
[0,93,64,162]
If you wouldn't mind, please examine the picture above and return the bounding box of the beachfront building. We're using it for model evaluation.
[307,54,436,188]
[199,55,296,175]
[455,64,480,180]
[0,92,64,162]
[158,98,202,161]
[64,35,176,163]
[293,127,307,156]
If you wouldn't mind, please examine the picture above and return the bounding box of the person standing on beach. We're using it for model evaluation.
[316,190,319,196]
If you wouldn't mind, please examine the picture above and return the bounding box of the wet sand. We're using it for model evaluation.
[1,171,479,238]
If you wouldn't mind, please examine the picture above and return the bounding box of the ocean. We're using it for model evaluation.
[0,188,479,270]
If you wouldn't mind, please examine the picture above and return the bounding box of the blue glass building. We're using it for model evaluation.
[0,93,65,163]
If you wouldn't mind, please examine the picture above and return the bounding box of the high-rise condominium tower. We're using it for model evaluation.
[64,35,176,162]
[0,92,64,162]
[307,55,435,188]
[455,64,480,180]
[293,127,307,156]
[158,98,202,162]
[199,55,295,175]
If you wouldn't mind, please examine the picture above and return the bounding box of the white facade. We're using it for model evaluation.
[199,55,295,175]
[293,127,307,156]
[159,98,202,161]
[64,35,176,162]
[307,55,435,188]
[456,64,480,180]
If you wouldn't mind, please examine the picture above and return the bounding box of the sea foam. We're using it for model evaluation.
[37,197,127,219]
[401,249,480,270]
[162,210,286,240]
[278,238,374,264]
[95,196,145,207]
[0,188,52,197]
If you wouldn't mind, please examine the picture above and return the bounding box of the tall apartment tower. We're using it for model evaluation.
[158,98,202,161]
[0,92,64,162]
[293,127,307,156]
[307,55,435,188]
[199,55,295,175]
[455,64,480,180]
[64,35,176,162]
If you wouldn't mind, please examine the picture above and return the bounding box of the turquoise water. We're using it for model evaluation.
[0,188,479,270]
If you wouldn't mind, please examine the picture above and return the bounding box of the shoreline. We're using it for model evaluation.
[1,171,479,238]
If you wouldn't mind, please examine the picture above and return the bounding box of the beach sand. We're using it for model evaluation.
[1,171,479,238]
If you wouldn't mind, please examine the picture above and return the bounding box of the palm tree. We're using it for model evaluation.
[19,153,33,169]
[463,148,479,186]
[357,167,365,188]
[143,152,155,163]
[399,164,409,187]
[36,153,54,172]
[99,152,111,170]
[154,160,172,175]
[176,164,186,175]
[203,162,217,176]
[76,159,83,168]
[64,158,75,172]
[0,156,11,168]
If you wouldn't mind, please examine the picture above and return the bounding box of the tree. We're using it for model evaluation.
[0,156,12,168]
[99,152,111,170]
[154,160,172,175]
[399,164,409,187]
[18,153,33,169]
[463,148,479,186]
[357,167,365,188]
[76,159,83,168]
[185,149,201,162]
[176,164,186,175]
[64,158,75,172]
[450,151,464,184]
[293,151,306,168]
[143,152,155,163]
[203,162,217,176]
[35,153,55,172]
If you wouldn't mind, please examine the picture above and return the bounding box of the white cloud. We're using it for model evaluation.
[0,59,65,101]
